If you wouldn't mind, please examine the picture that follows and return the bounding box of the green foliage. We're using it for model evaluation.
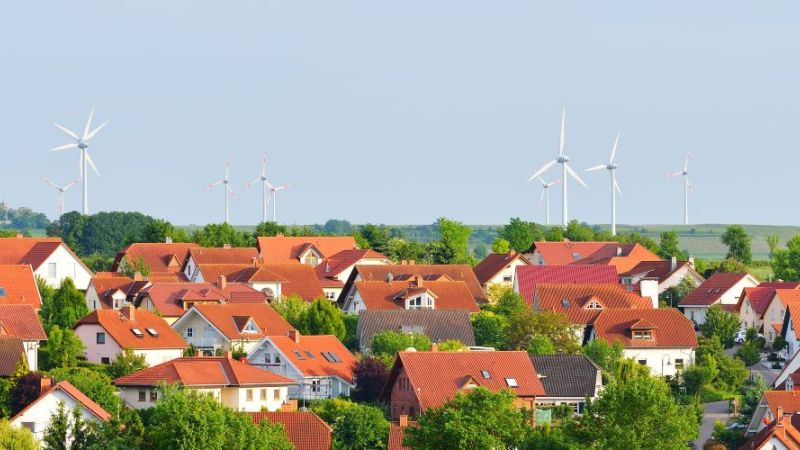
[311,399,389,450]
[143,219,190,243]
[428,217,472,264]
[659,275,697,308]
[505,309,579,354]
[48,367,123,414]
[701,305,741,348]
[721,225,753,265]
[497,217,542,252]
[564,220,595,241]
[343,313,359,351]
[271,295,309,330]
[711,420,746,449]
[773,335,788,352]
[384,238,428,263]
[738,375,767,426]
[253,221,287,238]
[471,311,507,349]
[436,339,467,352]
[491,238,510,254]
[81,253,115,273]
[322,219,354,235]
[302,299,346,340]
[107,348,149,379]
[544,226,564,242]
[767,235,780,261]
[472,243,488,259]
[717,258,747,273]
[9,373,41,416]
[616,231,660,253]
[0,378,12,418]
[355,224,392,255]
[39,277,89,334]
[118,255,151,277]
[46,326,85,369]
[0,204,50,231]
[772,235,800,281]
[42,402,78,450]
[685,336,749,398]
[582,339,623,374]
[0,418,38,450]
[658,231,687,259]
[370,331,430,366]
[492,288,527,317]
[735,343,761,366]
[404,387,532,450]
[192,223,255,248]
[350,356,389,403]
[183,343,199,357]
[81,408,145,450]
[527,335,556,355]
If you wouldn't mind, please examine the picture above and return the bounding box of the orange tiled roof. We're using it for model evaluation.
[0,304,47,340]
[679,272,754,307]
[190,303,294,341]
[353,279,479,312]
[11,380,111,423]
[249,412,332,450]
[516,266,620,306]
[75,307,187,349]
[0,237,66,270]
[257,236,358,263]
[313,249,388,279]
[740,412,800,450]
[114,356,294,387]
[0,264,42,308]
[188,247,260,266]
[353,264,487,302]
[196,263,325,301]
[532,283,651,324]
[737,283,800,316]
[111,242,200,274]
[775,290,800,307]
[472,252,531,285]
[388,422,415,450]
[592,308,698,348]
[268,334,357,384]
[528,241,614,265]
[765,391,800,421]
[571,243,663,273]
[137,282,266,317]
[89,273,151,310]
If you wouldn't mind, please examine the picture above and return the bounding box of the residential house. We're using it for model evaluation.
[782,304,800,358]
[113,355,294,411]
[10,378,110,442]
[738,284,800,342]
[0,304,47,371]
[0,235,91,289]
[529,354,603,414]
[619,258,705,306]
[472,251,532,290]
[257,235,358,266]
[342,276,479,314]
[111,241,200,281]
[678,272,759,325]
[356,309,475,354]
[380,351,545,420]
[248,331,357,400]
[0,337,26,377]
[314,249,390,301]
[183,246,260,281]
[524,240,662,273]
[74,306,186,366]
[171,303,294,354]
[0,264,43,308]
[248,411,333,450]
[388,416,414,450]
[136,280,267,324]
[589,308,697,377]
[339,263,487,306]
[746,390,800,436]
[514,265,619,307]
[741,409,800,449]
[192,263,325,302]
[775,349,800,391]
[84,272,151,311]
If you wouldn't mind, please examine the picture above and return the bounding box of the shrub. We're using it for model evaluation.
[735,343,761,367]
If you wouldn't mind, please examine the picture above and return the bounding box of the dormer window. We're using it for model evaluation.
[632,330,653,340]
[505,378,518,387]
[406,295,434,310]
[585,299,603,310]
[561,299,571,308]
[243,320,260,334]
[131,328,144,338]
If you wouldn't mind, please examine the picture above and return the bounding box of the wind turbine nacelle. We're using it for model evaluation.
[607,163,618,170]
[78,141,89,149]
[557,156,569,163]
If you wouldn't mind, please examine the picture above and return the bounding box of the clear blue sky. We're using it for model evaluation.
[3,1,799,226]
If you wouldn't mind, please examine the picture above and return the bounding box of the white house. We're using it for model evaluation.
[247,331,357,400]
[678,272,759,326]
[472,252,532,290]
[0,304,47,371]
[0,236,92,290]
[84,272,151,311]
[341,277,479,314]
[313,249,391,301]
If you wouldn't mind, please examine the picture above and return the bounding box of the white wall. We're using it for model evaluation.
[485,258,529,289]
[118,385,286,411]
[36,245,92,290]
[621,347,695,377]
[75,323,183,366]
[11,388,103,442]
[683,306,707,326]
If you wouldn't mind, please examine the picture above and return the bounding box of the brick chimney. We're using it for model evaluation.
[288,329,300,343]
[124,305,135,321]
[399,415,409,427]
[223,244,232,249]
[195,350,202,357]
[281,399,298,412]
[400,260,407,265]
[251,256,258,268]
[688,256,695,269]
[409,260,415,265]
[15,233,23,239]
[616,246,623,257]
[430,343,437,352]
[165,236,173,244]
[239,356,248,363]
[410,275,424,288]
[40,377,52,392]
[777,405,784,419]
[218,275,227,290]
[670,256,677,272]
[224,351,232,359]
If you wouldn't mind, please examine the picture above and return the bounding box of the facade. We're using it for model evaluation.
[356,309,475,354]
[111,241,200,281]
[342,276,479,314]
[84,272,151,311]
[0,236,92,289]
[0,304,47,371]
[472,252,532,290]
[619,258,705,306]
[678,272,759,325]
[313,249,390,301]
[761,289,800,344]
[529,354,603,414]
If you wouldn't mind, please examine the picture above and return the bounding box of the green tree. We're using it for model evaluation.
[497,217,534,252]
[659,275,697,308]
[527,335,556,355]
[544,226,564,242]
[370,331,430,366]
[192,223,255,248]
[721,225,753,264]
[350,356,389,403]
[492,288,527,317]
[701,305,741,348]
[81,408,145,450]
[107,348,149,379]
[658,231,686,259]
[773,335,789,352]
[767,235,780,261]
[270,295,310,331]
[404,387,531,450]
[735,343,761,366]
[9,373,42,416]
[0,418,38,450]
[42,401,72,450]
[301,299,346,340]
[143,218,190,243]
[471,311,507,349]
[428,217,471,264]
[329,401,389,450]
[436,339,467,352]
[505,309,579,354]
[355,224,391,255]
[322,219,353,235]
[491,238,510,254]
[48,367,123,415]
[717,258,747,273]
[40,277,89,333]
[253,221,287,238]
[473,243,488,260]
[616,232,660,253]
[773,235,800,281]
[46,326,84,369]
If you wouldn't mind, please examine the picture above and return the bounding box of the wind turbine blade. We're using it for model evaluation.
[244,178,261,190]
[49,143,78,152]
[85,152,100,176]
[53,122,79,140]
[261,154,267,177]
[225,157,231,180]
[610,133,620,163]
[558,107,566,156]
[614,178,623,197]
[540,189,545,202]
[85,121,109,140]
[526,160,558,183]
[42,177,60,189]
[227,185,237,198]
[207,180,224,189]
[585,164,606,172]
[64,180,79,191]
[566,164,588,188]
[684,154,690,172]
[265,180,274,190]
[546,180,560,188]
[667,171,683,179]
[83,108,95,140]
[275,184,290,191]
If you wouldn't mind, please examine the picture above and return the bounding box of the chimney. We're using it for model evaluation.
[124,305,135,321]
[400,260,407,266]
[616,246,622,257]
[409,260,415,265]
[133,271,144,281]
[281,399,298,412]
[195,350,202,357]
[165,236,173,244]
[670,256,677,272]
[40,377,52,392]
[777,405,784,419]
[15,233,23,239]
[223,244,232,249]
[688,257,695,269]
[218,275,227,290]
[410,275,423,288]
[288,329,300,343]
[509,250,516,257]
[239,356,248,363]
[224,351,232,359]
[276,233,284,237]
[430,343,437,352]
[251,256,258,267]
[399,415,409,427]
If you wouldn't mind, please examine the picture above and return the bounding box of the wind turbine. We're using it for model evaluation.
[527,108,588,227]
[41,177,79,218]
[667,153,691,225]
[586,134,623,236]
[267,182,290,223]
[207,157,236,223]
[244,154,272,223]
[538,178,560,226]
[49,108,109,215]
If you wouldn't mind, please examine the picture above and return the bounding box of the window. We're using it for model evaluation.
[311,380,320,393]
[274,389,280,400]
[305,351,315,359]
[96,332,106,344]
[561,299,571,308]
[481,370,490,379]
[275,354,281,363]
[399,377,410,391]
[150,389,158,402]
[186,328,193,338]
[0,287,6,297]
[48,263,57,278]
[21,422,35,432]
[503,274,512,283]
[131,328,144,338]
[146,328,159,337]
[264,353,272,364]
[505,378,518,387]
[101,357,110,365]
[243,320,259,334]
[293,350,305,360]
[246,389,253,401]
[638,359,647,366]
[675,359,684,370]
[322,352,341,363]
[326,291,336,300]
[261,389,267,401]
[139,390,147,402]
[633,330,652,340]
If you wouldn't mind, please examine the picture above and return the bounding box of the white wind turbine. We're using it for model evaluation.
[527,108,588,226]
[668,153,692,225]
[586,134,623,236]
[267,182,290,223]
[538,177,560,226]
[48,108,109,215]
[207,157,236,223]
[41,177,79,218]
[244,154,273,223]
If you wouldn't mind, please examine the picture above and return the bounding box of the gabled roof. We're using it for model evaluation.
[592,309,698,348]
[388,422,414,450]
[472,252,531,285]
[356,309,475,351]
[679,272,756,307]
[248,411,332,450]
[740,412,800,450]
[257,236,358,263]
[527,241,615,265]
[532,283,652,324]
[765,391,800,419]
[774,290,800,308]
[111,242,200,275]
[381,351,545,410]
[0,336,24,377]
[195,263,325,301]
[12,380,111,422]
[620,260,705,285]
[184,304,294,341]
[353,279,479,312]
[75,307,186,350]
[0,304,47,340]
[313,249,389,280]
[0,264,42,308]
[0,237,70,270]
[570,243,663,273]
[113,356,294,387]
[350,264,487,303]
[516,265,619,306]
[739,283,800,316]
[264,334,357,384]
[786,304,800,341]
[90,272,151,309]
[187,247,260,266]
[137,282,266,317]
[529,354,601,399]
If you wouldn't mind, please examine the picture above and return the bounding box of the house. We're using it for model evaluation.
[248,331,357,400]
[678,272,759,325]
[0,264,43,308]
[248,411,333,450]
[589,308,697,377]
[746,390,800,436]
[356,309,475,354]
[0,235,91,289]
[738,284,800,342]
[380,351,545,420]
[257,235,358,266]
[111,241,200,281]
[775,349,800,391]
[529,354,603,414]
[472,251,532,290]
[313,249,390,301]
[388,416,414,450]
[0,337,26,377]
[514,265,620,307]
[782,304,800,358]
[84,272,151,311]
[113,354,294,411]
[340,263,487,306]
[73,306,186,366]
[741,409,800,449]
[136,280,267,324]
[619,258,705,306]
[10,378,110,442]
[0,304,47,371]
[569,243,664,273]
[192,263,325,302]
[342,276,479,314]
[171,303,294,354]
[524,240,662,273]
[183,246,261,281]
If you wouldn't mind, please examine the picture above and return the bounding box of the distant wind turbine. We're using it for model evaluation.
[267,182,289,223]
[667,153,691,225]
[207,157,236,223]
[41,177,79,218]
[244,154,273,223]
[538,178,560,226]
[586,134,623,236]
[48,108,109,214]
[527,108,588,226]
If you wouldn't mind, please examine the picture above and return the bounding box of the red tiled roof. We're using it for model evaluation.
[137,282,265,317]
[313,249,388,279]
[11,380,111,422]
[679,272,755,307]
[260,264,324,300]
[249,411,332,450]
[737,283,800,316]
[90,273,151,310]
[188,247,260,266]
[621,260,704,284]
[257,236,358,263]
[532,283,651,324]
[528,241,614,265]
[267,334,357,383]
[571,243,663,273]
[0,264,42,308]
[75,307,186,349]
[388,422,414,450]
[739,412,800,450]
[189,303,294,341]
[472,252,531,285]
[516,266,619,306]
[592,308,698,348]
[0,304,47,340]
[114,356,294,387]
[353,279,479,312]
[0,336,24,377]
[112,242,200,274]
[0,237,69,270]
[765,391,800,420]
[354,264,487,302]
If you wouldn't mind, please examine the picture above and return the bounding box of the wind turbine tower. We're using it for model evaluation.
[207,157,236,223]
[41,177,79,218]
[245,154,272,223]
[538,178,560,226]
[586,134,623,235]
[668,154,691,225]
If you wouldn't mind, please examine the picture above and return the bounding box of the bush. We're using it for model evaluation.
[735,343,761,367]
